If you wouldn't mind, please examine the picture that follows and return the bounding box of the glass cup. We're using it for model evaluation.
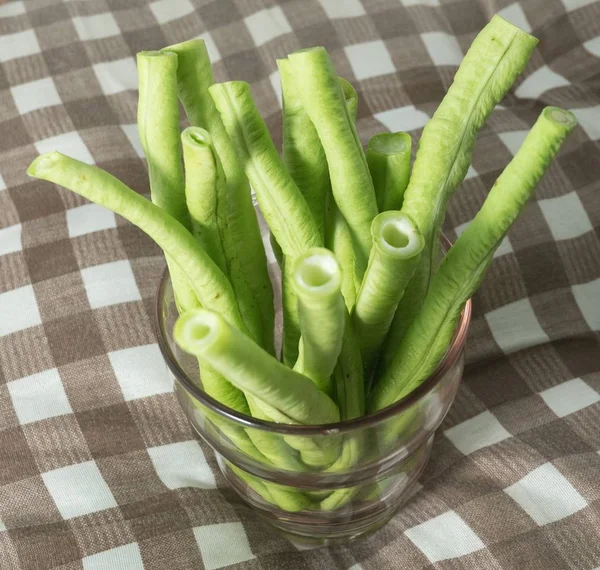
[154,245,471,546]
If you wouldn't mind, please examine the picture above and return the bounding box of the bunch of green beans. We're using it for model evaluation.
[27,16,577,513]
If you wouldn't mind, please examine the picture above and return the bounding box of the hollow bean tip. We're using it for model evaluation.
[174,308,221,355]
[368,131,411,155]
[293,248,342,296]
[182,126,212,147]
[137,49,176,61]
[543,107,578,130]
[162,38,205,54]
[289,46,326,57]
[27,152,62,178]
[372,211,424,258]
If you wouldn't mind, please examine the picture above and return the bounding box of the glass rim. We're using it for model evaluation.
[154,242,471,436]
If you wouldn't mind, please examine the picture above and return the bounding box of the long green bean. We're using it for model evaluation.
[27,153,246,334]
[289,47,378,277]
[210,80,321,365]
[371,107,577,411]
[292,248,345,396]
[366,132,412,212]
[174,308,340,425]
[136,50,197,311]
[279,58,330,239]
[229,464,310,512]
[381,16,538,369]
[166,40,274,354]
[323,77,360,310]
[210,81,321,258]
[338,77,358,122]
[354,213,424,372]
[181,127,228,274]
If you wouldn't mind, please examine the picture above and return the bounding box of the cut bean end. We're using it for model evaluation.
[368,132,411,155]
[545,107,577,128]
[27,152,61,177]
[182,126,212,147]
[372,212,423,258]
[293,248,342,297]
[175,310,221,354]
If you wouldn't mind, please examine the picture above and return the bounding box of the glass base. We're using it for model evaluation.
[217,437,433,547]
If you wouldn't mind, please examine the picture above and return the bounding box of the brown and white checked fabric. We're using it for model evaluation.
[0,0,599,568]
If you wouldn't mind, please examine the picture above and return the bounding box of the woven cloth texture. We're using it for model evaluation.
[0,0,599,568]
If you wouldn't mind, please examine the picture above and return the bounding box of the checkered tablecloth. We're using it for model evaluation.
[0,0,599,568]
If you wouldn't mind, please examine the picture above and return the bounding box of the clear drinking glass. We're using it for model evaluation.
[154,243,471,547]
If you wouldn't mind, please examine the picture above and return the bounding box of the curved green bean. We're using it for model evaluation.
[288,47,378,277]
[292,248,345,395]
[27,153,247,335]
[366,132,412,212]
[181,127,228,274]
[381,17,538,369]
[174,308,340,425]
[371,107,577,411]
[354,212,424,372]
[166,40,274,354]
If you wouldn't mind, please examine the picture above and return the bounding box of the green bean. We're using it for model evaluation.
[325,206,357,310]
[200,361,250,416]
[137,51,189,228]
[338,76,358,122]
[371,107,577,411]
[175,305,340,467]
[181,127,228,274]
[279,58,330,239]
[27,153,247,334]
[354,213,424,372]
[323,79,360,311]
[322,76,359,311]
[334,313,365,421]
[281,261,301,366]
[166,40,274,354]
[229,463,310,512]
[381,16,537,369]
[366,132,412,212]
[288,47,378,277]
[174,308,340,425]
[242,396,308,471]
[210,81,321,258]
[136,51,197,311]
[210,80,321,365]
[292,248,345,396]
[270,234,283,267]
